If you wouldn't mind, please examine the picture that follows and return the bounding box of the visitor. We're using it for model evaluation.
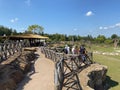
[79,45,87,62]
[72,45,75,55]
[64,44,70,54]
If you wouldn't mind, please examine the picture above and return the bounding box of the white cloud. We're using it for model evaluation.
[25,0,31,6]
[86,11,94,16]
[99,22,120,30]
[99,26,103,30]
[10,19,14,23]
[10,18,19,23]
[103,27,108,30]
[115,23,120,27]
[73,28,77,31]
[109,25,115,28]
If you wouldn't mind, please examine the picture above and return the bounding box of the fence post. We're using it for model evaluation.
[88,52,93,63]
[54,62,59,90]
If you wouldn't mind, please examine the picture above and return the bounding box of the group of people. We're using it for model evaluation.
[64,44,86,55]
[64,44,87,62]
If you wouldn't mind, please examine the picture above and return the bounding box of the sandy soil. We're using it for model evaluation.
[16,47,55,90]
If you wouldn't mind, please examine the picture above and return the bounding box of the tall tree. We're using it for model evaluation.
[111,34,118,39]
[111,34,119,48]
[0,25,12,36]
[27,24,44,34]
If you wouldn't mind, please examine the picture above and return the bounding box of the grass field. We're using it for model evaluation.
[91,45,120,90]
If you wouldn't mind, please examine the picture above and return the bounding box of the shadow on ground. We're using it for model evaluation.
[16,53,39,90]
[104,76,119,90]
[16,75,32,90]
[28,53,39,76]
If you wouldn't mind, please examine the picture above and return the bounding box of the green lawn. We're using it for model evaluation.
[86,44,120,53]
[93,54,120,90]
[86,44,120,90]
[90,44,115,52]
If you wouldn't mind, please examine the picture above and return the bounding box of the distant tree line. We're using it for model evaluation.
[0,25,120,47]
[44,33,118,43]
[0,25,18,36]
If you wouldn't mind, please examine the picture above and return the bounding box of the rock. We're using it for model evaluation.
[0,50,36,90]
[78,63,107,90]
[0,79,16,90]
[14,51,35,73]
[0,65,23,90]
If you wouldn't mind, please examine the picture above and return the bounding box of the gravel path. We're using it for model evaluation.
[16,47,55,90]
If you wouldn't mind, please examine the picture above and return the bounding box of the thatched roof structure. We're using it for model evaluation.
[0,34,49,39]
[0,34,48,46]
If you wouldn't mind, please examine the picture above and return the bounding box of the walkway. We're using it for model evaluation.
[16,47,55,90]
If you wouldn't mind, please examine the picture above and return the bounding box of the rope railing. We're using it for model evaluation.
[41,47,93,90]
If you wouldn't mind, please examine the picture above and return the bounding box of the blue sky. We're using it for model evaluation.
[0,0,120,37]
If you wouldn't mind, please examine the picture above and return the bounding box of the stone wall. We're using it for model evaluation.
[78,63,108,90]
[0,50,36,90]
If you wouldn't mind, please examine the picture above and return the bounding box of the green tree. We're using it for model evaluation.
[111,34,118,39]
[68,35,73,41]
[77,35,81,41]
[104,39,113,44]
[96,35,106,43]
[60,34,66,41]
[111,34,119,48]
[11,29,18,35]
[27,24,44,34]
[0,25,13,36]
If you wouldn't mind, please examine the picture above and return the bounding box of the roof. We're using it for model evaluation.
[0,34,49,39]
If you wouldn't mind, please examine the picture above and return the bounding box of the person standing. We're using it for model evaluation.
[79,45,87,62]
[80,45,86,54]
[72,46,75,55]
[64,44,70,54]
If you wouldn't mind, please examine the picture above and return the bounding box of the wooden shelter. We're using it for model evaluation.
[0,34,49,46]
[8,34,48,39]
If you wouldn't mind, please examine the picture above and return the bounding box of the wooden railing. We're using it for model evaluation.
[41,47,93,90]
[41,47,64,62]
[0,41,24,62]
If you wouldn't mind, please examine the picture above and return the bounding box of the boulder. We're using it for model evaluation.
[0,65,23,90]
[0,50,36,90]
[13,51,35,73]
[78,63,107,90]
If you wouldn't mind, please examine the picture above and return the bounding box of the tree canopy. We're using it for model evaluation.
[27,24,44,34]
[0,25,17,36]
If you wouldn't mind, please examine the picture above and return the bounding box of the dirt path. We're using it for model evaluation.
[16,47,55,90]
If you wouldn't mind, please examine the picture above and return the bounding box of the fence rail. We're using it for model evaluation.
[41,47,93,90]
[0,41,25,62]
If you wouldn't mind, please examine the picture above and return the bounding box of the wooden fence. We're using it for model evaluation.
[41,47,93,90]
[0,41,25,62]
